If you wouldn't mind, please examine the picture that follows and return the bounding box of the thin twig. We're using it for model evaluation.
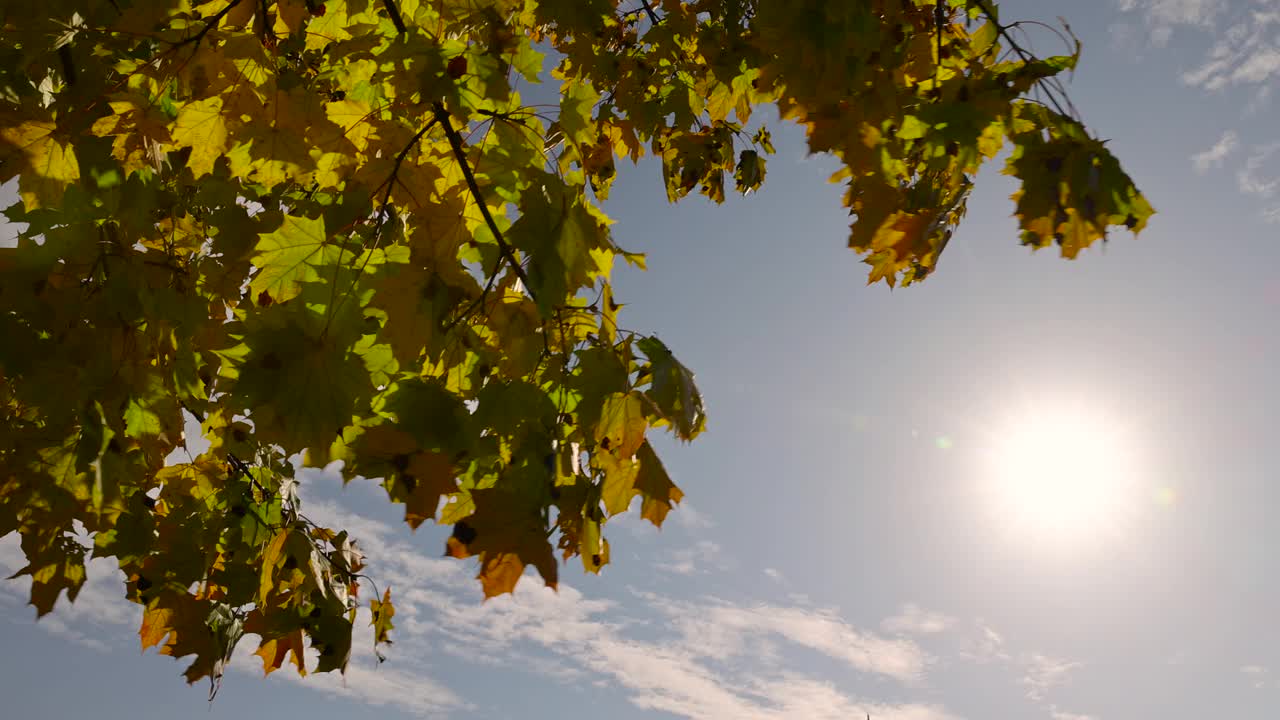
[371,118,440,246]
[968,0,1075,120]
[323,116,440,335]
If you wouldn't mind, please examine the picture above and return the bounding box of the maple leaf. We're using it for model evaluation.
[7,535,87,617]
[401,450,458,529]
[638,337,706,441]
[141,594,244,694]
[218,297,374,453]
[0,119,81,209]
[445,487,558,598]
[595,391,647,458]
[254,629,308,677]
[370,587,396,647]
[0,0,1151,688]
[636,441,683,527]
[249,215,344,303]
[171,97,231,178]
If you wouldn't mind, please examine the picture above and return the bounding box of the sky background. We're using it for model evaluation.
[4,1,1280,718]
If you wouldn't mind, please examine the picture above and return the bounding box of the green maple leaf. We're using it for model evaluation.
[218,300,373,453]
[0,0,1155,685]
[638,337,706,441]
[249,215,346,304]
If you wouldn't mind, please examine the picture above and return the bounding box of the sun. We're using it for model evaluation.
[980,403,1142,548]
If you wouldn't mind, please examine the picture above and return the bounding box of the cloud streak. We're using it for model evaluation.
[1020,653,1082,702]
[1,495,1096,720]
[883,603,957,637]
[1191,130,1239,172]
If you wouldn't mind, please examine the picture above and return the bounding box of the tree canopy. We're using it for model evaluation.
[0,0,1152,694]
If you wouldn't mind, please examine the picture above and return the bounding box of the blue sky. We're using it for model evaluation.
[5,1,1280,718]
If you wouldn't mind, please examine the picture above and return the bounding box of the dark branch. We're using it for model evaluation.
[432,101,536,303]
[381,0,407,35]
[384,0,537,311]
[968,0,1075,120]
[172,0,242,50]
[638,0,660,25]
[371,117,440,244]
[322,115,440,335]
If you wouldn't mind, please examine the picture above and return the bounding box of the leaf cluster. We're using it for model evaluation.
[0,0,1150,689]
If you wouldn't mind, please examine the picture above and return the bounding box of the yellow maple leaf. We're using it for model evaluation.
[254,629,308,677]
[172,97,230,178]
[0,120,80,208]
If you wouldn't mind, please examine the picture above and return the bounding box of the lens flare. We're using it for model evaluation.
[980,403,1143,549]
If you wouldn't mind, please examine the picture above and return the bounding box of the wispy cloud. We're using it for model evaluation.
[1191,130,1239,172]
[883,603,956,637]
[672,501,714,530]
[1241,664,1274,689]
[1113,0,1226,48]
[268,499,949,717]
[959,621,1010,664]
[2,496,1110,720]
[1049,708,1097,720]
[1020,654,1082,702]
[1179,9,1280,90]
[1133,2,1280,223]
[1237,143,1280,198]
[1117,0,1224,27]
[652,598,932,683]
[656,540,725,575]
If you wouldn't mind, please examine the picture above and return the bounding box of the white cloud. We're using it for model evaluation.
[1114,0,1226,48]
[656,540,724,575]
[669,601,931,682]
[289,500,950,717]
[882,603,956,636]
[1241,664,1273,689]
[763,567,783,582]
[1049,708,1097,720]
[1180,10,1280,90]
[0,497,1098,720]
[1116,0,1224,25]
[672,501,714,530]
[1238,143,1280,197]
[959,622,1009,664]
[1191,130,1239,172]
[1021,654,1082,702]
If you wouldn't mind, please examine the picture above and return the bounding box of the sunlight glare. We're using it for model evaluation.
[982,404,1142,548]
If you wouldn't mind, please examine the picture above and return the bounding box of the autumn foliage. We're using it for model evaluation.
[0,0,1151,692]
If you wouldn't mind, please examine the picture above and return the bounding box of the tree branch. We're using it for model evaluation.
[381,0,407,34]
[371,117,440,244]
[170,0,242,50]
[383,0,535,308]
[967,0,1075,120]
[639,0,660,25]
[323,115,439,335]
[432,101,536,303]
